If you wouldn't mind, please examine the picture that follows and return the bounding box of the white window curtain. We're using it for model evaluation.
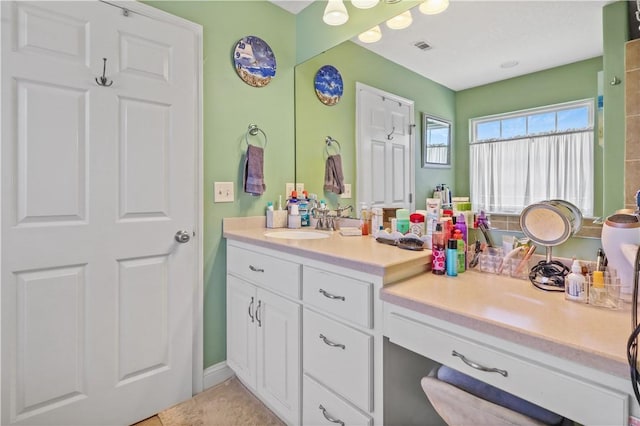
[426,146,448,164]
[470,131,593,216]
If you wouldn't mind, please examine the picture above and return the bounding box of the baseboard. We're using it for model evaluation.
[203,361,234,390]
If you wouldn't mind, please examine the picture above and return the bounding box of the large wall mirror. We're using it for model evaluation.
[422,114,451,168]
[294,0,623,221]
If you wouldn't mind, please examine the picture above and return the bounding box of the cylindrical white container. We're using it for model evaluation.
[601,213,640,297]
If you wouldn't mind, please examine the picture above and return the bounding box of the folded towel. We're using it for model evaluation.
[244,144,266,196]
[324,154,345,194]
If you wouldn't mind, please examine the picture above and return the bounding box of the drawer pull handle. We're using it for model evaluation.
[249,265,264,273]
[319,334,345,350]
[248,297,254,323]
[319,288,345,301]
[256,300,262,327]
[452,350,508,377]
[318,404,345,426]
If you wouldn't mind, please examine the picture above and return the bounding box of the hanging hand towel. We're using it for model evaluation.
[244,144,266,195]
[324,154,345,194]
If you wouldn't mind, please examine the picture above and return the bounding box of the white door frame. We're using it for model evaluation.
[0,0,205,404]
[355,82,416,213]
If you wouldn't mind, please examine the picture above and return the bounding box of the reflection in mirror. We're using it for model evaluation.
[295,1,625,224]
[422,114,451,168]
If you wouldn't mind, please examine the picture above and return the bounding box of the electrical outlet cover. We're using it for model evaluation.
[286,182,295,196]
[341,183,352,199]
[296,183,305,193]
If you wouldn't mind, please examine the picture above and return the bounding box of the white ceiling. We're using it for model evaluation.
[270,0,610,91]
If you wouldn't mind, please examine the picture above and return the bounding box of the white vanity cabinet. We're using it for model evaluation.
[226,243,302,425]
[226,239,388,426]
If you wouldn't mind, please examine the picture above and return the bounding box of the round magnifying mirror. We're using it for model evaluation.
[519,200,582,291]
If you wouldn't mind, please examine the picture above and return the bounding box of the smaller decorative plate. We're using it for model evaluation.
[233,36,276,87]
[314,65,343,106]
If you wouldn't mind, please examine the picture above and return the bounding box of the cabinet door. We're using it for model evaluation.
[256,289,301,425]
[227,275,257,389]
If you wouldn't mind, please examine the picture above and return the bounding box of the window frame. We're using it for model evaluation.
[470,99,594,144]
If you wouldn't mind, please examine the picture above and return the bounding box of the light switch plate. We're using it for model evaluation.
[214,182,234,203]
[341,183,352,199]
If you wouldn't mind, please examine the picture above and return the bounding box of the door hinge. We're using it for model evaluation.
[409,193,413,203]
[409,124,416,135]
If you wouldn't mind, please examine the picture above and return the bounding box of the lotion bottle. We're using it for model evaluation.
[565,259,587,303]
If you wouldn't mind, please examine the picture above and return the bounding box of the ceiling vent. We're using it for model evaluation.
[414,41,432,51]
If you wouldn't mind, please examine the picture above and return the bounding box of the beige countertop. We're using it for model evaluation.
[223,217,431,282]
[382,271,632,378]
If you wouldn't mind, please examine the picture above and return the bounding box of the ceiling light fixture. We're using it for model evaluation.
[358,25,382,43]
[323,0,349,26]
[419,0,449,15]
[352,0,379,9]
[386,10,413,30]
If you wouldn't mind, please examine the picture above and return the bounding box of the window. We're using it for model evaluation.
[469,99,594,217]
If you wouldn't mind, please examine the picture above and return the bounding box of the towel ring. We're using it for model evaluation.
[325,136,341,156]
[245,124,268,148]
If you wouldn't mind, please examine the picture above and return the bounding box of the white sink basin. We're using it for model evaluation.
[264,230,330,240]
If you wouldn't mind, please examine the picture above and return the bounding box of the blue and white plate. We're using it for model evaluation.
[314,65,343,105]
[233,36,276,87]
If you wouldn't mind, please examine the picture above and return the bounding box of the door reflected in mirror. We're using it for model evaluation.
[422,114,451,168]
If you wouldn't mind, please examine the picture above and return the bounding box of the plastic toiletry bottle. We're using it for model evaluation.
[431,223,446,275]
[360,203,369,236]
[565,259,587,303]
[590,270,606,305]
[409,213,425,236]
[298,192,309,227]
[396,209,410,234]
[455,213,468,245]
[266,201,273,212]
[288,203,301,229]
[446,239,458,276]
[454,230,466,273]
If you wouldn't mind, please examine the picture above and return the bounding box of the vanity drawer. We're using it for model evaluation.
[303,266,373,329]
[304,309,373,412]
[227,244,300,299]
[385,307,628,426]
[303,374,372,426]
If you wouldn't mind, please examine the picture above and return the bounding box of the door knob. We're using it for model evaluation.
[175,230,192,243]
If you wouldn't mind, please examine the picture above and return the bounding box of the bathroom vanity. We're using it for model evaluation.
[224,217,639,425]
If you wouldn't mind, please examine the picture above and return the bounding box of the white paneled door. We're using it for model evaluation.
[356,83,415,214]
[1,2,200,425]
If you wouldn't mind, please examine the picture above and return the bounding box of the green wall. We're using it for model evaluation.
[295,41,456,209]
[144,1,296,368]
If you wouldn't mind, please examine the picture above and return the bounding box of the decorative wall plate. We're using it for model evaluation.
[314,65,343,106]
[233,36,276,87]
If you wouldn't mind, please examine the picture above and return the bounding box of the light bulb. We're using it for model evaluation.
[386,10,412,30]
[352,0,379,9]
[358,25,382,43]
[419,0,449,15]
[323,0,349,26]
